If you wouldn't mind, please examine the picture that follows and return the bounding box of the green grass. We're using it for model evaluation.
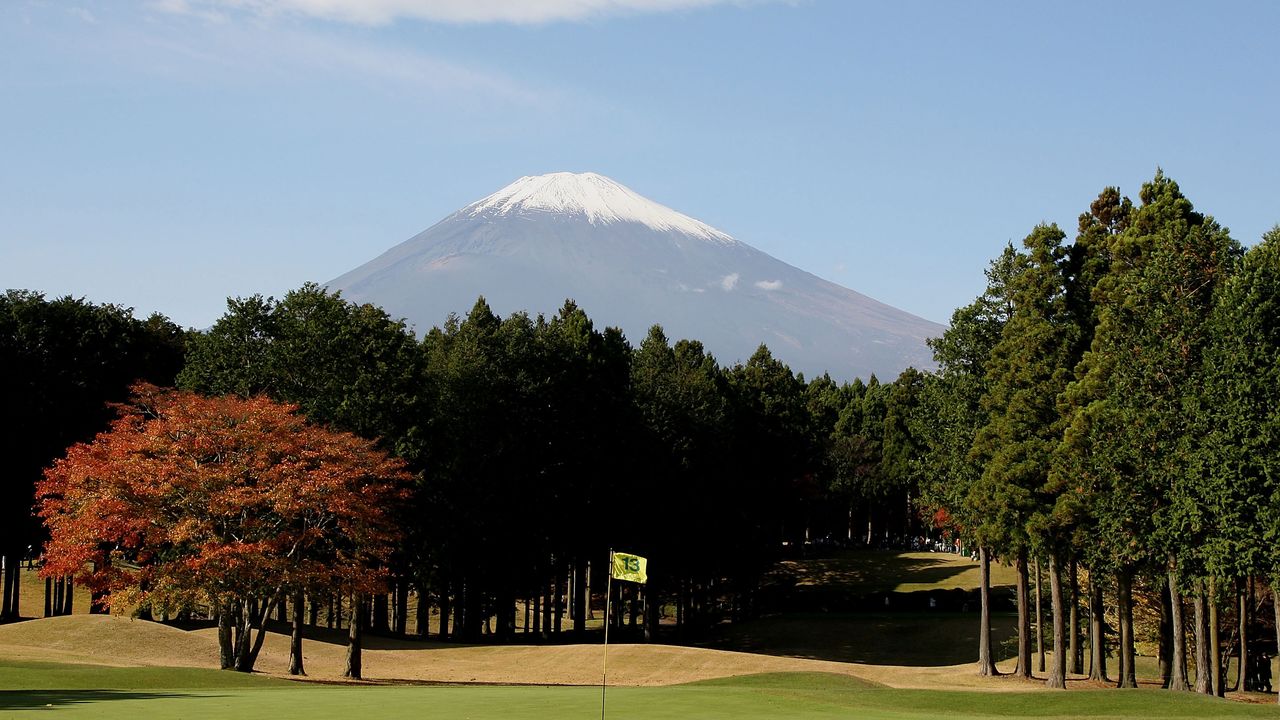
[3,662,1277,719]
[0,659,295,690]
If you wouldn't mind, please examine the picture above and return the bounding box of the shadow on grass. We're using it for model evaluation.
[0,689,206,710]
[701,612,1019,667]
[780,551,1015,594]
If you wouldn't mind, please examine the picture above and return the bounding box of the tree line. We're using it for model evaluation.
[918,171,1280,698]
[2,283,923,672]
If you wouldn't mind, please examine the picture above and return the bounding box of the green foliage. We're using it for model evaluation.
[0,291,185,564]
[1058,172,1240,572]
[970,224,1077,557]
[178,283,425,460]
[916,245,1018,547]
[1198,226,1280,579]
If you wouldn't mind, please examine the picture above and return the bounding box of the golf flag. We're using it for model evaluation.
[610,551,648,584]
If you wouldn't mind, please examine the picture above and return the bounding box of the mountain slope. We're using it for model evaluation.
[328,172,942,381]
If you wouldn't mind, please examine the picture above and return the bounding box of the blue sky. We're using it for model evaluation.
[3,0,1277,330]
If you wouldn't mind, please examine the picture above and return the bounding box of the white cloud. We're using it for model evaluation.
[720,273,739,291]
[755,279,782,291]
[160,0,768,25]
[127,8,545,108]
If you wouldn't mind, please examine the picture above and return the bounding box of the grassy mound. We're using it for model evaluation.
[0,615,218,668]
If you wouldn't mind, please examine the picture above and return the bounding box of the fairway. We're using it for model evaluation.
[3,664,1279,720]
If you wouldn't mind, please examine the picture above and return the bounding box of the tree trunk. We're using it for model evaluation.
[416,582,431,638]
[1036,559,1045,674]
[1193,582,1209,694]
[1168,562,1189,691]
[309,595,319,627]
[345,594,363,679]
[645,587,658,643]
[1118,568,1137,688]
[1,556,10,619]
[62,577,72,615]
[1239,578,1250,692]
[1088,573,1107,682]
[554,571,565,634]
[574,558,588,637]
[233,599,253,672]
[1159,580,1172,688]
[217,601,234,670]
[244,595,278,670]
[289,590,306,676]
[1016,551,1032,678]
[585,561,594,620]
[978,547,998,676]
[1272,578,1280,704]
[439,580,451,640]
[44,577,52,618]
[1070,559,1082,675]
[1210,576,1223,696]
[1046,554,1067,689]
[372,593,389,634]
[395,582,409,636]
[4,558,20,620]
[542,578,552,640]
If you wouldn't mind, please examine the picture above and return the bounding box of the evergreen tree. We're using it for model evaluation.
[971,225,1078,685]
[1200,226,1280,700]
[1058,172,1240,689]
[917,244,1018,676]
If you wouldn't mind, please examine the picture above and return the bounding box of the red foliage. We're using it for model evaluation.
[36,383,412,614]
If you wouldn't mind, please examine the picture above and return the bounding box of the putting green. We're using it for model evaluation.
[2,663,1277,720]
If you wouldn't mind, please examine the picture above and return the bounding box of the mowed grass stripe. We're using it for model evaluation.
[2,665,1277,720]
[0,659,294,690]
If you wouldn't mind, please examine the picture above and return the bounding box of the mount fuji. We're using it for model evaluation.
[327,172,943,381]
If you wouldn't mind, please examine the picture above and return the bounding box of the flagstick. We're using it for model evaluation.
[602,549,613,720]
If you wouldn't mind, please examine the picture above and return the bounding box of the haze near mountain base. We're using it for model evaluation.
[328,172,942,381]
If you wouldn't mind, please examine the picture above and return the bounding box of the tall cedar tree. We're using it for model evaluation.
[977,224,1080,681]
[37,385,410,673]
[971,225,1078,686]
[1057,172,1240,689]
[1200,227,1280,701]
[1050,186,1133,684]
[724,346,815,613]
[631,326,734,632]
[918,243,1018,676]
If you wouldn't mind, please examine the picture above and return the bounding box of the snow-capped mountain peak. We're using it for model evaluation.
[329,172,944,381]
[461,172,736,244]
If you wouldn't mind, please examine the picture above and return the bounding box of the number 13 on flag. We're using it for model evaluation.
[610,551,648,584]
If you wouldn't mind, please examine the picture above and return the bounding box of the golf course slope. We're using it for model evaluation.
[0,614,1023,690]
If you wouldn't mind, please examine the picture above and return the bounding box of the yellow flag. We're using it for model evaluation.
[611,551,647,584]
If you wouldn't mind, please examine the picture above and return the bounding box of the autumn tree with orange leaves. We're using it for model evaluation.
[36,384,412,676]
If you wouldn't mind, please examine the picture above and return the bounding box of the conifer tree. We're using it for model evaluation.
[918,244,1017,676]
[971,225,1077,686]
[1058,172,1240,689]
[1200,227,1280,701]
